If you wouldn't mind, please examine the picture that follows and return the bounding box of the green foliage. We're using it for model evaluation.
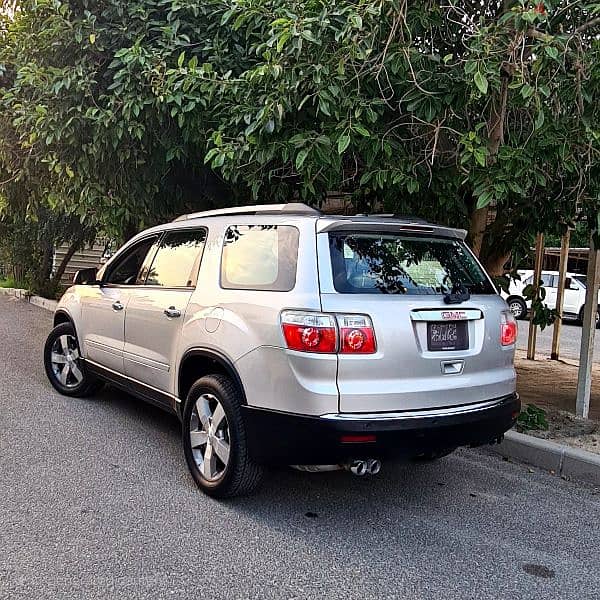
[0,276,17,288]
[0,0,598,286]
[517,403,550,431]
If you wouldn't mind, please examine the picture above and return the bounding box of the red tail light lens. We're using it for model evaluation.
[337,315,377,354]
[281,311,337,353]
[501,311,517,346]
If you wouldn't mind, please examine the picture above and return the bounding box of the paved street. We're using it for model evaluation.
[517,319,600,363]
[1,296,599,600]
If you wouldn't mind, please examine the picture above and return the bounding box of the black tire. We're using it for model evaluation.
[578,307,600,328]
[43,322,103,397]
[507,297,527,320]
[413,447,457,461]
[182,374,263,498]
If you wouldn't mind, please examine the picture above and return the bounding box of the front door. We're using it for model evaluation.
[123,228,207,394]
[80,235,159,374]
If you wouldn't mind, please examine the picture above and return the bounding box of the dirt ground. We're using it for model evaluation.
[514,349,600,454]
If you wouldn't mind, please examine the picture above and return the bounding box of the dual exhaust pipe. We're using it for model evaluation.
[291,458,382,476]
[345,459,381,476]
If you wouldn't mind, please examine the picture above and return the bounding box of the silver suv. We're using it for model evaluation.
[44,204,519,497]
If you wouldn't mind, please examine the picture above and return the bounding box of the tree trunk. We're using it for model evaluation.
[468,74,509,257]
[51,236,84,288]
[485,251,512,277]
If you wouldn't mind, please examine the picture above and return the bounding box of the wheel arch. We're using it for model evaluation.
[178,348,248,409]
[53,309,73,328]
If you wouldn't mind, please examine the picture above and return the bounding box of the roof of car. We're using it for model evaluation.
[170,203,467,240]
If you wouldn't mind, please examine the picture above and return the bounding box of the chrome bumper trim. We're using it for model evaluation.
[320,396,514,422]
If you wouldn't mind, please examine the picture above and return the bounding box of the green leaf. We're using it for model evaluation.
[535,110,545,130]
[177,52,185,68]
[474,72,488,95]
[476,191,493,209]
[521,84,534,99]
[545,46,559,61]
[354,125,370,137]
[473,148,487,167]
[337,134,350,154]
[301,30,318,43]
[296,149,309,170]
[89,33,96,45]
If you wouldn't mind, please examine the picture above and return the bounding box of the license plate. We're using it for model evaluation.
[427,321,469,351]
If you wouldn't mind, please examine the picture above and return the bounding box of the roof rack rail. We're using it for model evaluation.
[354,213,431,224]
[174,203,321,222]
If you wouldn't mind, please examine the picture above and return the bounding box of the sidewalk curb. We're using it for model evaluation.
[0,287,57,312]
[491,430,600,486]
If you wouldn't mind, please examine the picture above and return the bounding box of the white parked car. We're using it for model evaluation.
[502,270,599,326]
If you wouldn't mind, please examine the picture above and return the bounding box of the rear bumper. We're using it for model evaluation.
[242,393,520,465]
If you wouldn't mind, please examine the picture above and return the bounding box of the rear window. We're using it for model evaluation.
[329,233,495,295]
[221,225,299,291]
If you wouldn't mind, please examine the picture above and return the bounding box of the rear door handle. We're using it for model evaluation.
[112,301,124,311]
[164,306,181,318]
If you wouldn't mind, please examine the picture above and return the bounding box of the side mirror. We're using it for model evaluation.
[73,267,99,285]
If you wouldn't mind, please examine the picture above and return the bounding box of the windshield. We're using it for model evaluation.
[328,233,495,295]
[573,275,587,288]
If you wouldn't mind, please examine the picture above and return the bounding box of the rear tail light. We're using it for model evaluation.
[280,311,377,354]
[337,314,377,354]
[281,311,337,353]
[500,311,517,346]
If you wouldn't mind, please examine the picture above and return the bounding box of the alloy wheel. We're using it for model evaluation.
[509,301,524,318]
[189,393,231,482]
[50,334,84,388]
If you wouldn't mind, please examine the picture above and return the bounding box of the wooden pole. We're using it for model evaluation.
[576,234,599,419]
[527,233,545,360]
[551,230,571,360]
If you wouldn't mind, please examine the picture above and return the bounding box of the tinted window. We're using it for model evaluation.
[145,229,207,287]
[329,233,495,295]
[105,237,158,285]
[221,225,299,291]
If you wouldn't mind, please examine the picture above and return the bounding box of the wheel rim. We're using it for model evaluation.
[50,334,84,388]
[189,393,231,482]
[509,301,523,317]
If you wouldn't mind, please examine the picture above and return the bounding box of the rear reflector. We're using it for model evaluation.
[340,434,377,444]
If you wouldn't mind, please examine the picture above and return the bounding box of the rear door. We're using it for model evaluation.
[317,227,516,413]
[123,228,207,395]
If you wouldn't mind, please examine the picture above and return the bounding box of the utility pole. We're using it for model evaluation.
[576,234,599,419]
[527,233,545,360]
[551,230,571,361]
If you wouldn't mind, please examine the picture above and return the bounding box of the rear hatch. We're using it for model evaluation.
[316,220,516,413]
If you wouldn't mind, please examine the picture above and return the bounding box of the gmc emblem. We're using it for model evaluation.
[441,311,466,320]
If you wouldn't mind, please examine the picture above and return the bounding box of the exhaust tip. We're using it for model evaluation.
[367,459,381,475]
[349,460,368,476]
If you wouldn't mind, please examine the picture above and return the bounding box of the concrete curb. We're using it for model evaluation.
[491,430,600,486]
[0,287,57,312]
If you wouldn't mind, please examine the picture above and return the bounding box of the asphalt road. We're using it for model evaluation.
[516,318,600,363]
[1,296,599,600]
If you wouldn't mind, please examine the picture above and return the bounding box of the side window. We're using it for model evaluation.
[540,274,555,287]
[145,229,207,288]
[221,225,299,291]
[105,237,158,285]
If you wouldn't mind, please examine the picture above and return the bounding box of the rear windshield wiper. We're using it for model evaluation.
[443,284,471,304]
